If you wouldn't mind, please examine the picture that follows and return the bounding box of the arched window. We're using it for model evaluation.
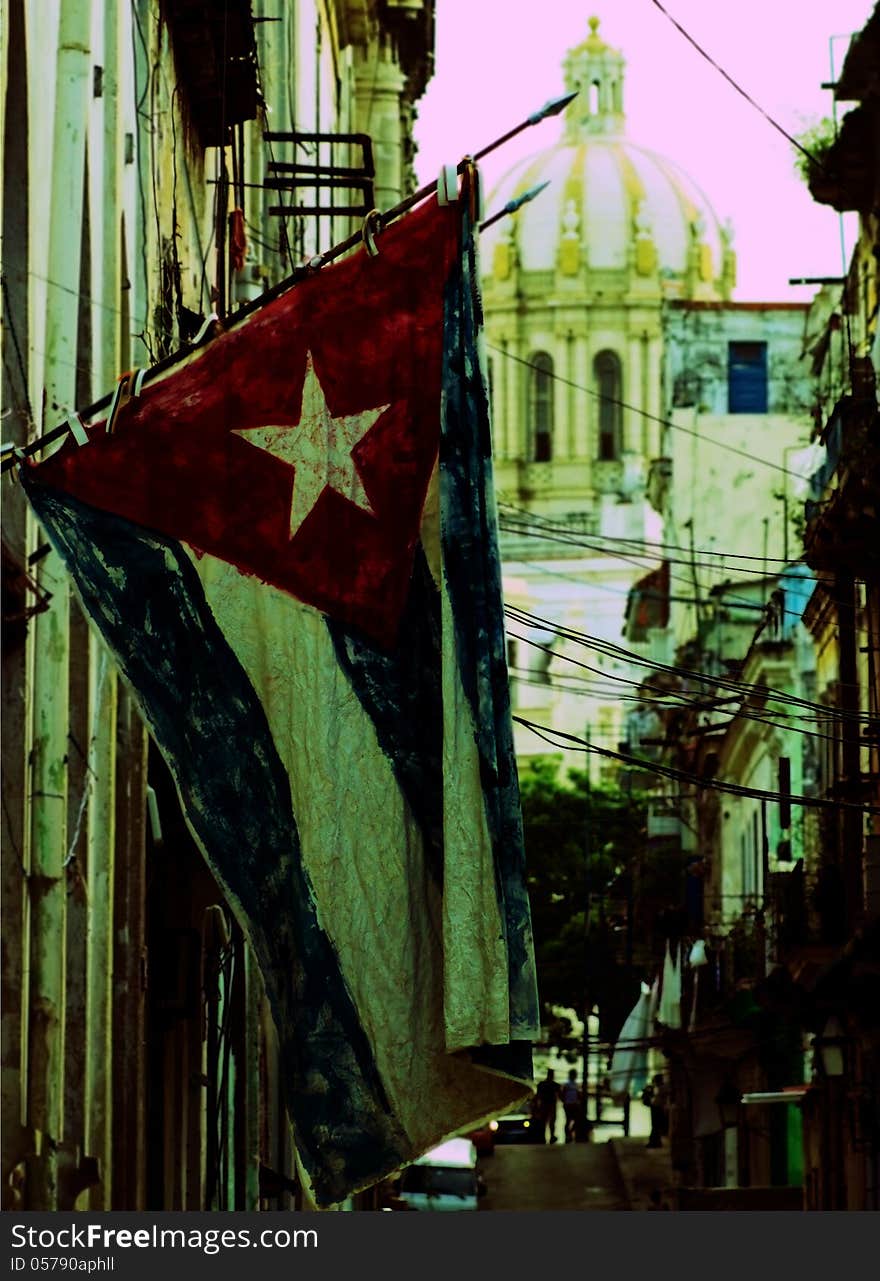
[530,352,554,461]
[594,350,622,460]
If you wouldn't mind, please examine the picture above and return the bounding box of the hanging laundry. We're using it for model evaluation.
[658,940,682,1029]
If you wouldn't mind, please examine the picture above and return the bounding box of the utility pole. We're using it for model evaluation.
[26,0,92,1209]
[582,724,593,1130]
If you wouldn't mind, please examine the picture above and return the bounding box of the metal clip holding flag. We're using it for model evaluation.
[191,312,220,346]
[361,209,383,257]
[66,413,89,447]
[2,89,577,474]
[105,362,151,434]
[105,374,130,435]
[436,164,459,207]
[0,439,27,483]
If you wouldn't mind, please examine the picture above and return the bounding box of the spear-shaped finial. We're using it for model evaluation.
[480,181,552,232]
[2,93,580,471]
[526,91,579,127]
[474,90,579,162]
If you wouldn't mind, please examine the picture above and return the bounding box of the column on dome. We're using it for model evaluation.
[645,337,664,458]
[562,330,576,458]
[572,331,591,492]
[640,330,651,457]
[493,220,515,282]
[550,336,566,462]
[507,332,524,459]
[558,198,581,276]
[627,332,645,457]
[721,219,737,300]
[633,200,658,278]
[493,335,508,459]
[685,213,711,298]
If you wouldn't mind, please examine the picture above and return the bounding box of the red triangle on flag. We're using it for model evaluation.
[32,199,460,646]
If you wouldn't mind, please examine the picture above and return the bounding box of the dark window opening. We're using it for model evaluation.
[594,350,622,459]
[530,352,554,461]
[728,341,768,413]
[162,0,260,148]
[532,646,553,687]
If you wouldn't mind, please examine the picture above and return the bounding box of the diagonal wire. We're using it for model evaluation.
[648,0,827,171]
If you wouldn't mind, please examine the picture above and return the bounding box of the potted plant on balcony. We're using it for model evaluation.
[791,116,837,200]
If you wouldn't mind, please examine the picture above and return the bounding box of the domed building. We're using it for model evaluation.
[485,18,735,315]
[481,19,736,774]
[484,20,811,780]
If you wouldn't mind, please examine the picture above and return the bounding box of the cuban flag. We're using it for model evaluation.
[22,195,539,1206]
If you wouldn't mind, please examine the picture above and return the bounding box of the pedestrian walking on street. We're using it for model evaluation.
[643,1073,669,1149]
[535,1069,561,1144]
[561,1068,581,1142]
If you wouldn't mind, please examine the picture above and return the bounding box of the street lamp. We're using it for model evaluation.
[716,1079,741,1129]
[813,1015,847,1078]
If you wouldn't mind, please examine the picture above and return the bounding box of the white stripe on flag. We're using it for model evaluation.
[187,549,528,1160]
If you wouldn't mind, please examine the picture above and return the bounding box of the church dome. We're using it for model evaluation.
[483,18,735,299]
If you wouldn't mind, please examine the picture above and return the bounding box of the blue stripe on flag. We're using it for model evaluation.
[440,216,540,1045]
[23,477,409,1206]
[326,547,443,886]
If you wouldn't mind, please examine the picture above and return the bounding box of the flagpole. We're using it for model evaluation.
[2,92,575,473]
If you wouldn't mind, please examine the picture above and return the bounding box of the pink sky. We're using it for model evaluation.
[414,0,874,300]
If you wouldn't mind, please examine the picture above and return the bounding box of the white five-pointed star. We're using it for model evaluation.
[232,352,389,539]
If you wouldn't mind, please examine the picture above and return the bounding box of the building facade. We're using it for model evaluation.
[796,1,880,1211]
[623,4,880,1210]
[1,0,434,1211]
[481,20,753,777]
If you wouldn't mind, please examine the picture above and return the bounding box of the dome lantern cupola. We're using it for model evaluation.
[482,16,734,301]
[562,17,625,138]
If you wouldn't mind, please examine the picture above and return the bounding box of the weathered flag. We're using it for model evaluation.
[22,194,539,1206]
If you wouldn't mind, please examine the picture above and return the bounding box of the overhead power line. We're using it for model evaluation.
[505,629,853,745]
[648,0,826,172]
[497,509,858,626]
[499,501,816,568]
[499,517,826,627]
[513,716,880,815]
[506,640,847,745]
[505,603,874,724]
[499,513,815,595]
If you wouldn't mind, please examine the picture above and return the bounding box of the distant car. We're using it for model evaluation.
[466,1119,498,1156]
[494,1112,539,1144]
[397,1139,483,1211]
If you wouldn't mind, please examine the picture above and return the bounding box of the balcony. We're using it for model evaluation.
[163,0,260,147]
[807,105,875,213]
[767,867,846,974]
[498,506,599,560]
[592,459,624,494]
[803,388,880,569]
[516,459,554,498]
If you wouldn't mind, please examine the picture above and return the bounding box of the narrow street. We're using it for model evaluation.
[479,1141,629,1211]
